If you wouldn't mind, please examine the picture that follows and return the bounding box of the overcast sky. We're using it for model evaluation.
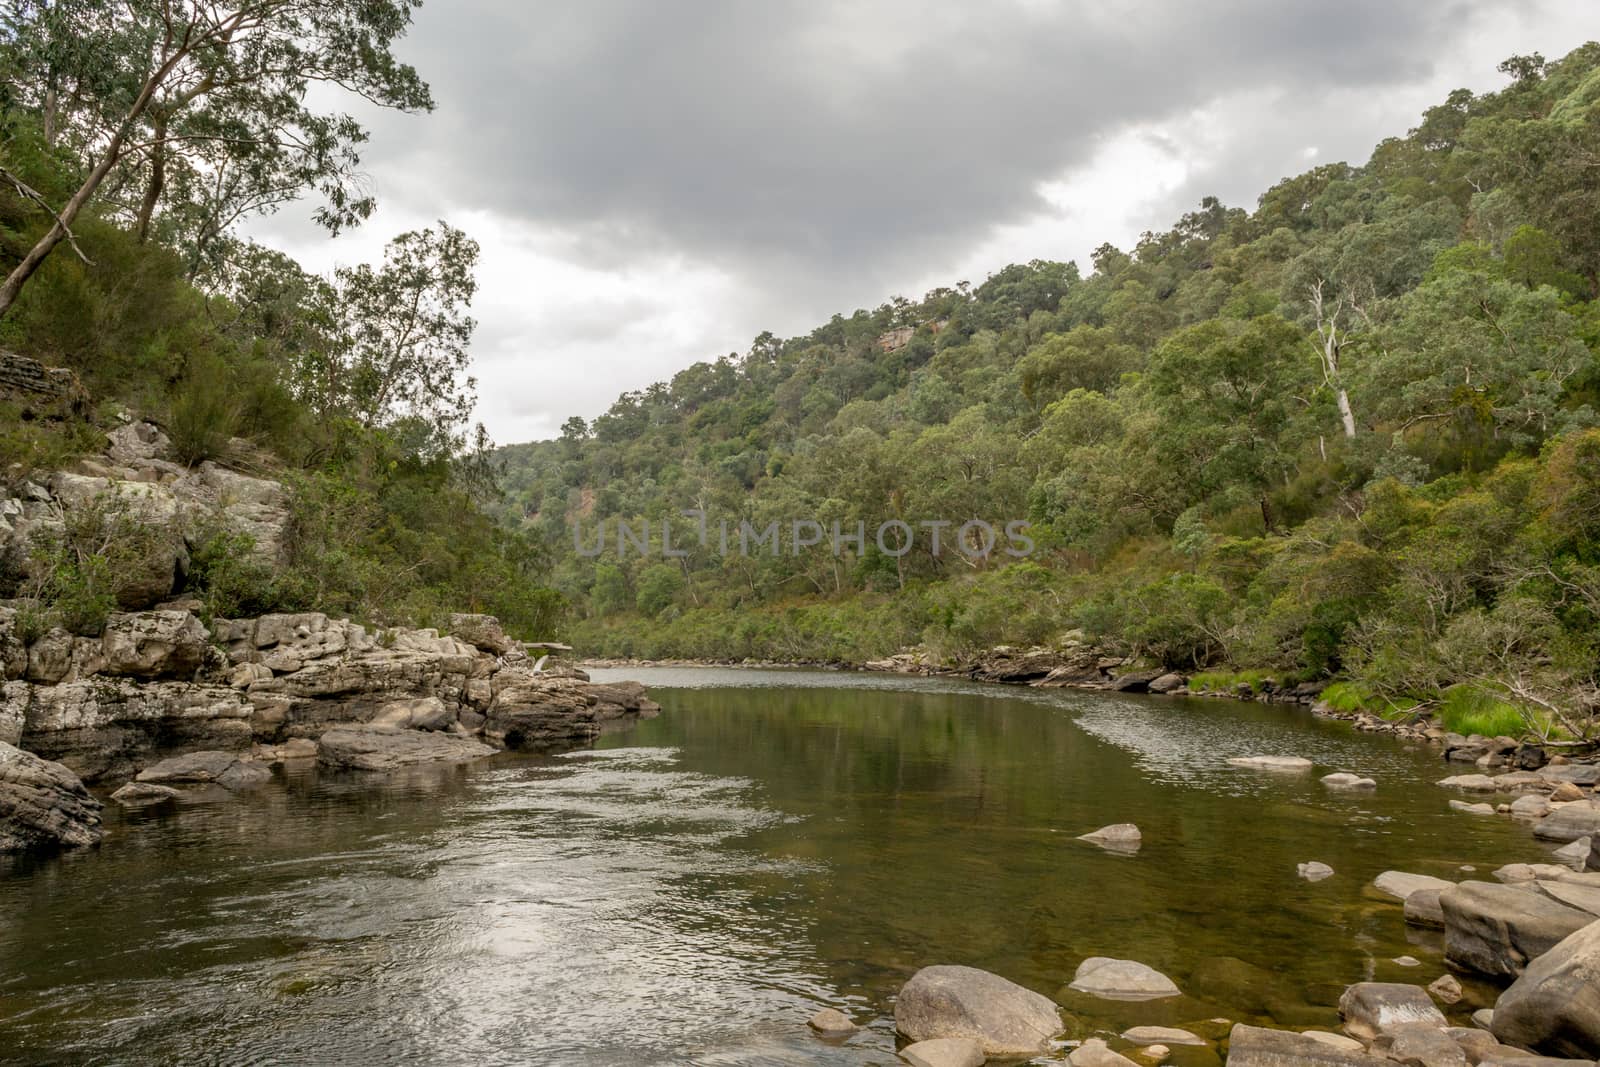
[247,1,1597,444]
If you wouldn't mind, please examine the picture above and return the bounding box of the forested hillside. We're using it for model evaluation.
[499,45,1600,741]
[0,3,561,638]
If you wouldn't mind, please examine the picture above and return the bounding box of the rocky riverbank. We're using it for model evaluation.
[0,607,659,854]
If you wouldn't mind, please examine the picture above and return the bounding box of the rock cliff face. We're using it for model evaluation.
[0,606,658,853]
[0,418,290,613]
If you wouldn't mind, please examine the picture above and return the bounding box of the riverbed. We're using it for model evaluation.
[0,668,1556,1064]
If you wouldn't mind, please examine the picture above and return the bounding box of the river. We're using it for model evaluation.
[0,668,1552,1064]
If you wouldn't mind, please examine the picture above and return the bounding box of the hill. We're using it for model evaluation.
[496,44,1600,742]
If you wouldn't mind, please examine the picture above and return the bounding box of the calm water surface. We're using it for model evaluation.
[0,669,1558,1065]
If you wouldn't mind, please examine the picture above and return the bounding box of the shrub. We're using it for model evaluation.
[167,355,241,466]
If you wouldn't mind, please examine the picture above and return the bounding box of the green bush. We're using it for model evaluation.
[1438,686,1534,738]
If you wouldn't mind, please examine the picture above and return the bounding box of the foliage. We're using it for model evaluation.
[492,44,1600,741]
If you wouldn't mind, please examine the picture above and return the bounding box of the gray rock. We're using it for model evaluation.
[1369,1025,1467,1066]
[109,781,182,806]
[1068,956,1180,1000]
[99,611,210,679]
[900,1037,986,1067]
[1473,1009,1494,1031]
[1441,881,1594,978]
[1451,800,1497,815]
[1067,1039,1140,1066]
[1429,974,1463,1005]
[1121,1025,1204,1046]
[1228,755,1313,771]
[1440,774,1501,792]
[1405,889,1447,929]
[0,740,102,852]
[1492,919,1600,1058]
[1554,838,1594,871]
[1302,1031,1368,1051]
[135,750,269,792]
[1323,772,1377,790]
[1536,879,1600,917]
[446,613,517,655]
[1375,871,1455,902]
[1338,983,1447,1040]
[1543,764,1600,786]
[1147,672,1186,694]
[316,726,495,772]
[1512,794,1555,819]
[807,1007,856,1036]
[1536,802,1600,844]
[1300,861,1336,882]
[893,964,1062,1057]
[1225,1023,1389,1065]
[1078,823,1141,852]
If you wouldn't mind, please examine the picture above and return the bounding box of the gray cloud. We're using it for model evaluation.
[374,0,1499,282]
[252,1,1595,441]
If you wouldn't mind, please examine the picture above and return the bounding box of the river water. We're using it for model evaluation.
[0,668,1556,1065]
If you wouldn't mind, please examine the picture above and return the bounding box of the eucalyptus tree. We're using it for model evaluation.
[0,0,431,317]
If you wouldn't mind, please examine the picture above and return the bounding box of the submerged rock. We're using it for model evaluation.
[899,1037,985,1067]
[315,726,495,772]
[807,1008,857,1036]
[1226,1023,1388,1065]
[1439,774,1500,792]
[893,964,1062,1057]
[1491,919,1600,1058]
[109,781,182,807]
[1067,1039,1140,1066]
[1121,1025,1204,1046]
[0,740,102,852]
[136,750,270,791]
[1450,799,1496,815]
[1068,957,1180,1000]
[1228,755,1313,771]
[1299,861,1335,882]
[1322,772,1376,790]
[1078,823,1141,852]
[1429,974,1464,1005]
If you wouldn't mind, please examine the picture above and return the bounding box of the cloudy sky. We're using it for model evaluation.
[247,1,1596,444]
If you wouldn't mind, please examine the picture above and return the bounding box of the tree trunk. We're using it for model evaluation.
[1260,495,1274,535]
[135,115,169,243]
[1335,386,1357,438]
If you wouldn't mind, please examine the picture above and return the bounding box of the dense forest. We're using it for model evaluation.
[0,2,562,637]
[498,44,1600,743]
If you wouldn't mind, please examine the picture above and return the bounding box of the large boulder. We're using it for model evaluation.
[1441,881,1594,977]
[893,964,1063,1057]
[1225,1024,1389,1065]
[447,613,517,656]
[1338,983,1447,1040]
[316,725,495,772]
[100,611,209,679]
[1068,957,1180,1000]
[0,740,102,852]
[484,674,603,750]
[1536,801,1600,844]
[187,462,290,566]
[43,472,187,609]
[1491,919,1600,1058]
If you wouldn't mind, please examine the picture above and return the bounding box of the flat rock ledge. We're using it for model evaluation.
[0,740,102,853]
[893,964,1063,1057]
[317,726,496,772]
